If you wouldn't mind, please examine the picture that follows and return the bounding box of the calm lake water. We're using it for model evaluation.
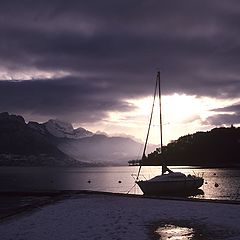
[0,166,240,201]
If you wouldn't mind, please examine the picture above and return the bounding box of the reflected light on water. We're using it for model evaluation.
[155,224,194,240]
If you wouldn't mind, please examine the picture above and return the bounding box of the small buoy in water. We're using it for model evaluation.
[118,180,122,183]
[88,180,91,183]
[214,182,219,187]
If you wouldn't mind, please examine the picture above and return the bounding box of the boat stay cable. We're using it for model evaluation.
[136,72,160,180]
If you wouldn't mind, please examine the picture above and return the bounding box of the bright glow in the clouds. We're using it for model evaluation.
[84,94,239,146]
[0,68,70,80]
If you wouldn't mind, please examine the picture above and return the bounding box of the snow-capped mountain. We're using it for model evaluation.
[44,119,93,139]
[27,119,149,165]
[1,113,155,166]
[0,112,86,167]
[28,119,93,139]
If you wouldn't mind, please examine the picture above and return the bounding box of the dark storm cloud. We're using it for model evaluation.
[205,102,240,126]
[0,77,135,123]
[205,113,240,126]
[211,103,240,113]
[0,0,240,122]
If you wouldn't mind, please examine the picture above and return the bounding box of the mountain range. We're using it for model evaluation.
[0,112,152,166]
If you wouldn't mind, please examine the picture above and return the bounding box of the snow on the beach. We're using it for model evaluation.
[0,194,240,240]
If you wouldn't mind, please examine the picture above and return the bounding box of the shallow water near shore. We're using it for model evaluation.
[0,166,239,201]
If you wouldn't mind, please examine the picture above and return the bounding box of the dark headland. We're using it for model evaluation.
[136,125,240,168]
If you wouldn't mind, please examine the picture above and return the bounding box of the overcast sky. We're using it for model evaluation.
[0,0,239,144]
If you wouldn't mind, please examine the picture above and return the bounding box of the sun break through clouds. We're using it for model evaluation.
[0,0,240,143]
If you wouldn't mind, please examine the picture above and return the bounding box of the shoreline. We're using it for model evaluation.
[1,166,239,202]
[0,191,240,239]
[0,190,239,222]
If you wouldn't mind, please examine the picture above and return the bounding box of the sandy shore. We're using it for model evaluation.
[0,193,240,240]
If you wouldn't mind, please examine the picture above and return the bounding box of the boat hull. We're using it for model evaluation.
[137,178,204,196]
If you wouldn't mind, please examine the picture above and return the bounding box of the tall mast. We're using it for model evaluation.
[158,71,168,175]
[158,71,163,151]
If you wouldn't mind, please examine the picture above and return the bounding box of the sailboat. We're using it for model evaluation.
[136,71,204,196]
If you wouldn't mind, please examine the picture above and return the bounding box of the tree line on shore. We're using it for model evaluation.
[129,126,240,167]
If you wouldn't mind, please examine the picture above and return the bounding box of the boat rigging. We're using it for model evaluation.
[136,71,204,196]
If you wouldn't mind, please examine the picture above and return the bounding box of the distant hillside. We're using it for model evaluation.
[0,112,151,166]
[56,134,144,164]
[29,119,150,165]
[141,126,240,167]
[0,112,85,166]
